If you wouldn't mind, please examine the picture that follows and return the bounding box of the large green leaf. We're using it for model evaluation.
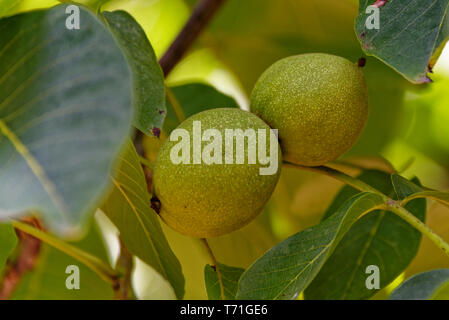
[101,141,184,299]
[204,263,244,300]
[355,0,449,83]
[390,269,449,300]
[305,171,425,300]
[11,221,114,300]
[236,192,385,300]
[0,224,18,273]
[102,10,166,137]
[0,4,133,233]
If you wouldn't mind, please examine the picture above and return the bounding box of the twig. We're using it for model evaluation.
[0,217,42,300]
[113,239,135,300]
[283,161,382,194]
[159,0,227,76]
[200,238,225,300]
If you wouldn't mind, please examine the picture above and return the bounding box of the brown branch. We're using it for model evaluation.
[0,217,43,300]
[159,0,227,76]
[113,239,135,300]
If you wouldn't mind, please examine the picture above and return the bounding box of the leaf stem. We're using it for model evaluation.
[384,204,449,256]
[11,220,120,285]
[114,238,135,300]
[166,87,186,123]
[283,161,449,258]
[283,161,384,195]
[200,238,225,300]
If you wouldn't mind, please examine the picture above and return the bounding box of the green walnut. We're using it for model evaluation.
[250,53,369,166]
[152,108,281,238]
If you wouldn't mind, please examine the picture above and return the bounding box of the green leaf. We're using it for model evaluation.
[11,221,114,300]
[102,10,166,136]
[0,1,59,19]
[0,4,133,233]
[204,263,244,300]
[390,269,449,300]
[391,173,425,197]
[0,0,23,18]
[101,141,184,299]
[77,0,110,12]
[305,171,425,300]
[236,192,385,300]
[0,224,18,272]
[392,174,449,208]
[164,82,239,134]
[355,0,449,83]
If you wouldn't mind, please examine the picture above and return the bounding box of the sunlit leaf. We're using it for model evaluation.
[159,215,274,300]
[101,141,184,299]
[355,0,449,83]
[0,224,18,273]
[11,221,114,299]
[393,173,449,208]
[0,4,133,233]
[204,263,244,300]
[103,10,166,136]
[305,171,425,300]
[237,192,384,300]
[0,0,24,18]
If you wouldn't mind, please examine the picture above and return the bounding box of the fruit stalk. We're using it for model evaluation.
[200,238,225,300]
[283,161,381,194]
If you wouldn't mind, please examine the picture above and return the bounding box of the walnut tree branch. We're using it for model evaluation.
[159,0,227,76]
[0,217,42,300]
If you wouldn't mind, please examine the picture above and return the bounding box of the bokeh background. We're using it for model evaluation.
[8,0,449,299]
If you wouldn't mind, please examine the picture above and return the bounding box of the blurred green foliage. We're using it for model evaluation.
[5,0,449,300]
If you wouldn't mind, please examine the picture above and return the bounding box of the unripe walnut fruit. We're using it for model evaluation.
[153,108,281,238]
[250,53,369,166]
